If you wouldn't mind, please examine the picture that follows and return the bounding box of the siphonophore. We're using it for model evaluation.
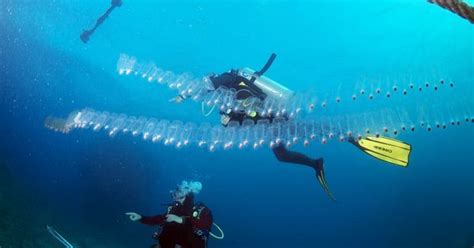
[46,54,472,152]
[116,54,458,120]
[45,106,473,152]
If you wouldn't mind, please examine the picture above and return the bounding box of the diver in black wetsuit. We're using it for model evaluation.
[208,54,335,200]
[80,0,123,43]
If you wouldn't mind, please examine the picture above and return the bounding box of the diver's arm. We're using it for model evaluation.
[139,214,167,225]
[165,214,184,224]
[170,74,220,103]
[209,72,235,89]
[212,71,267,100]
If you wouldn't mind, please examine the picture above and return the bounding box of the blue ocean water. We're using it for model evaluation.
[1,0,473,247]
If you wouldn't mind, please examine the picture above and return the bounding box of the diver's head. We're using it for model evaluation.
[170,180,202,203]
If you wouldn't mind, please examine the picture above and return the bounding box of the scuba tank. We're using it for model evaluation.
[238,67,294,101]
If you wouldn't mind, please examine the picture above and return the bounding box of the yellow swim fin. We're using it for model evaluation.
[351,136,411,167]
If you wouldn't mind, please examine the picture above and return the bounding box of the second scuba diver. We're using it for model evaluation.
[126,180,215,248]
[171,54,335,200]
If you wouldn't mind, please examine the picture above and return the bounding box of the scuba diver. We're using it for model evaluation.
[171,54,335,201]
[170,54,413,201]
[126,181,216,248]
[80,0,123,43]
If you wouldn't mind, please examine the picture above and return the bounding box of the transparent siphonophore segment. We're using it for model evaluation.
[117,54,457,119]
[45,108,473,152]
[415,100,474,133]
[117,53,216,101]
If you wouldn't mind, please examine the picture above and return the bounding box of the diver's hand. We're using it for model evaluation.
[166,214,183,224]
[126,212,142,222]
[168,95,185,104]
[220,114,231,125]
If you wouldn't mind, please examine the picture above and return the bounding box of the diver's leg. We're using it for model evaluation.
[272,144,335,200]
[272,144,320,168]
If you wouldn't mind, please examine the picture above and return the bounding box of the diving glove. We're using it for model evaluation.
[125,212,142,222]
[169,95,185,103]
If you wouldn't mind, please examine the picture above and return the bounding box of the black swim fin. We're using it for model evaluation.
[314,159,336,201]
